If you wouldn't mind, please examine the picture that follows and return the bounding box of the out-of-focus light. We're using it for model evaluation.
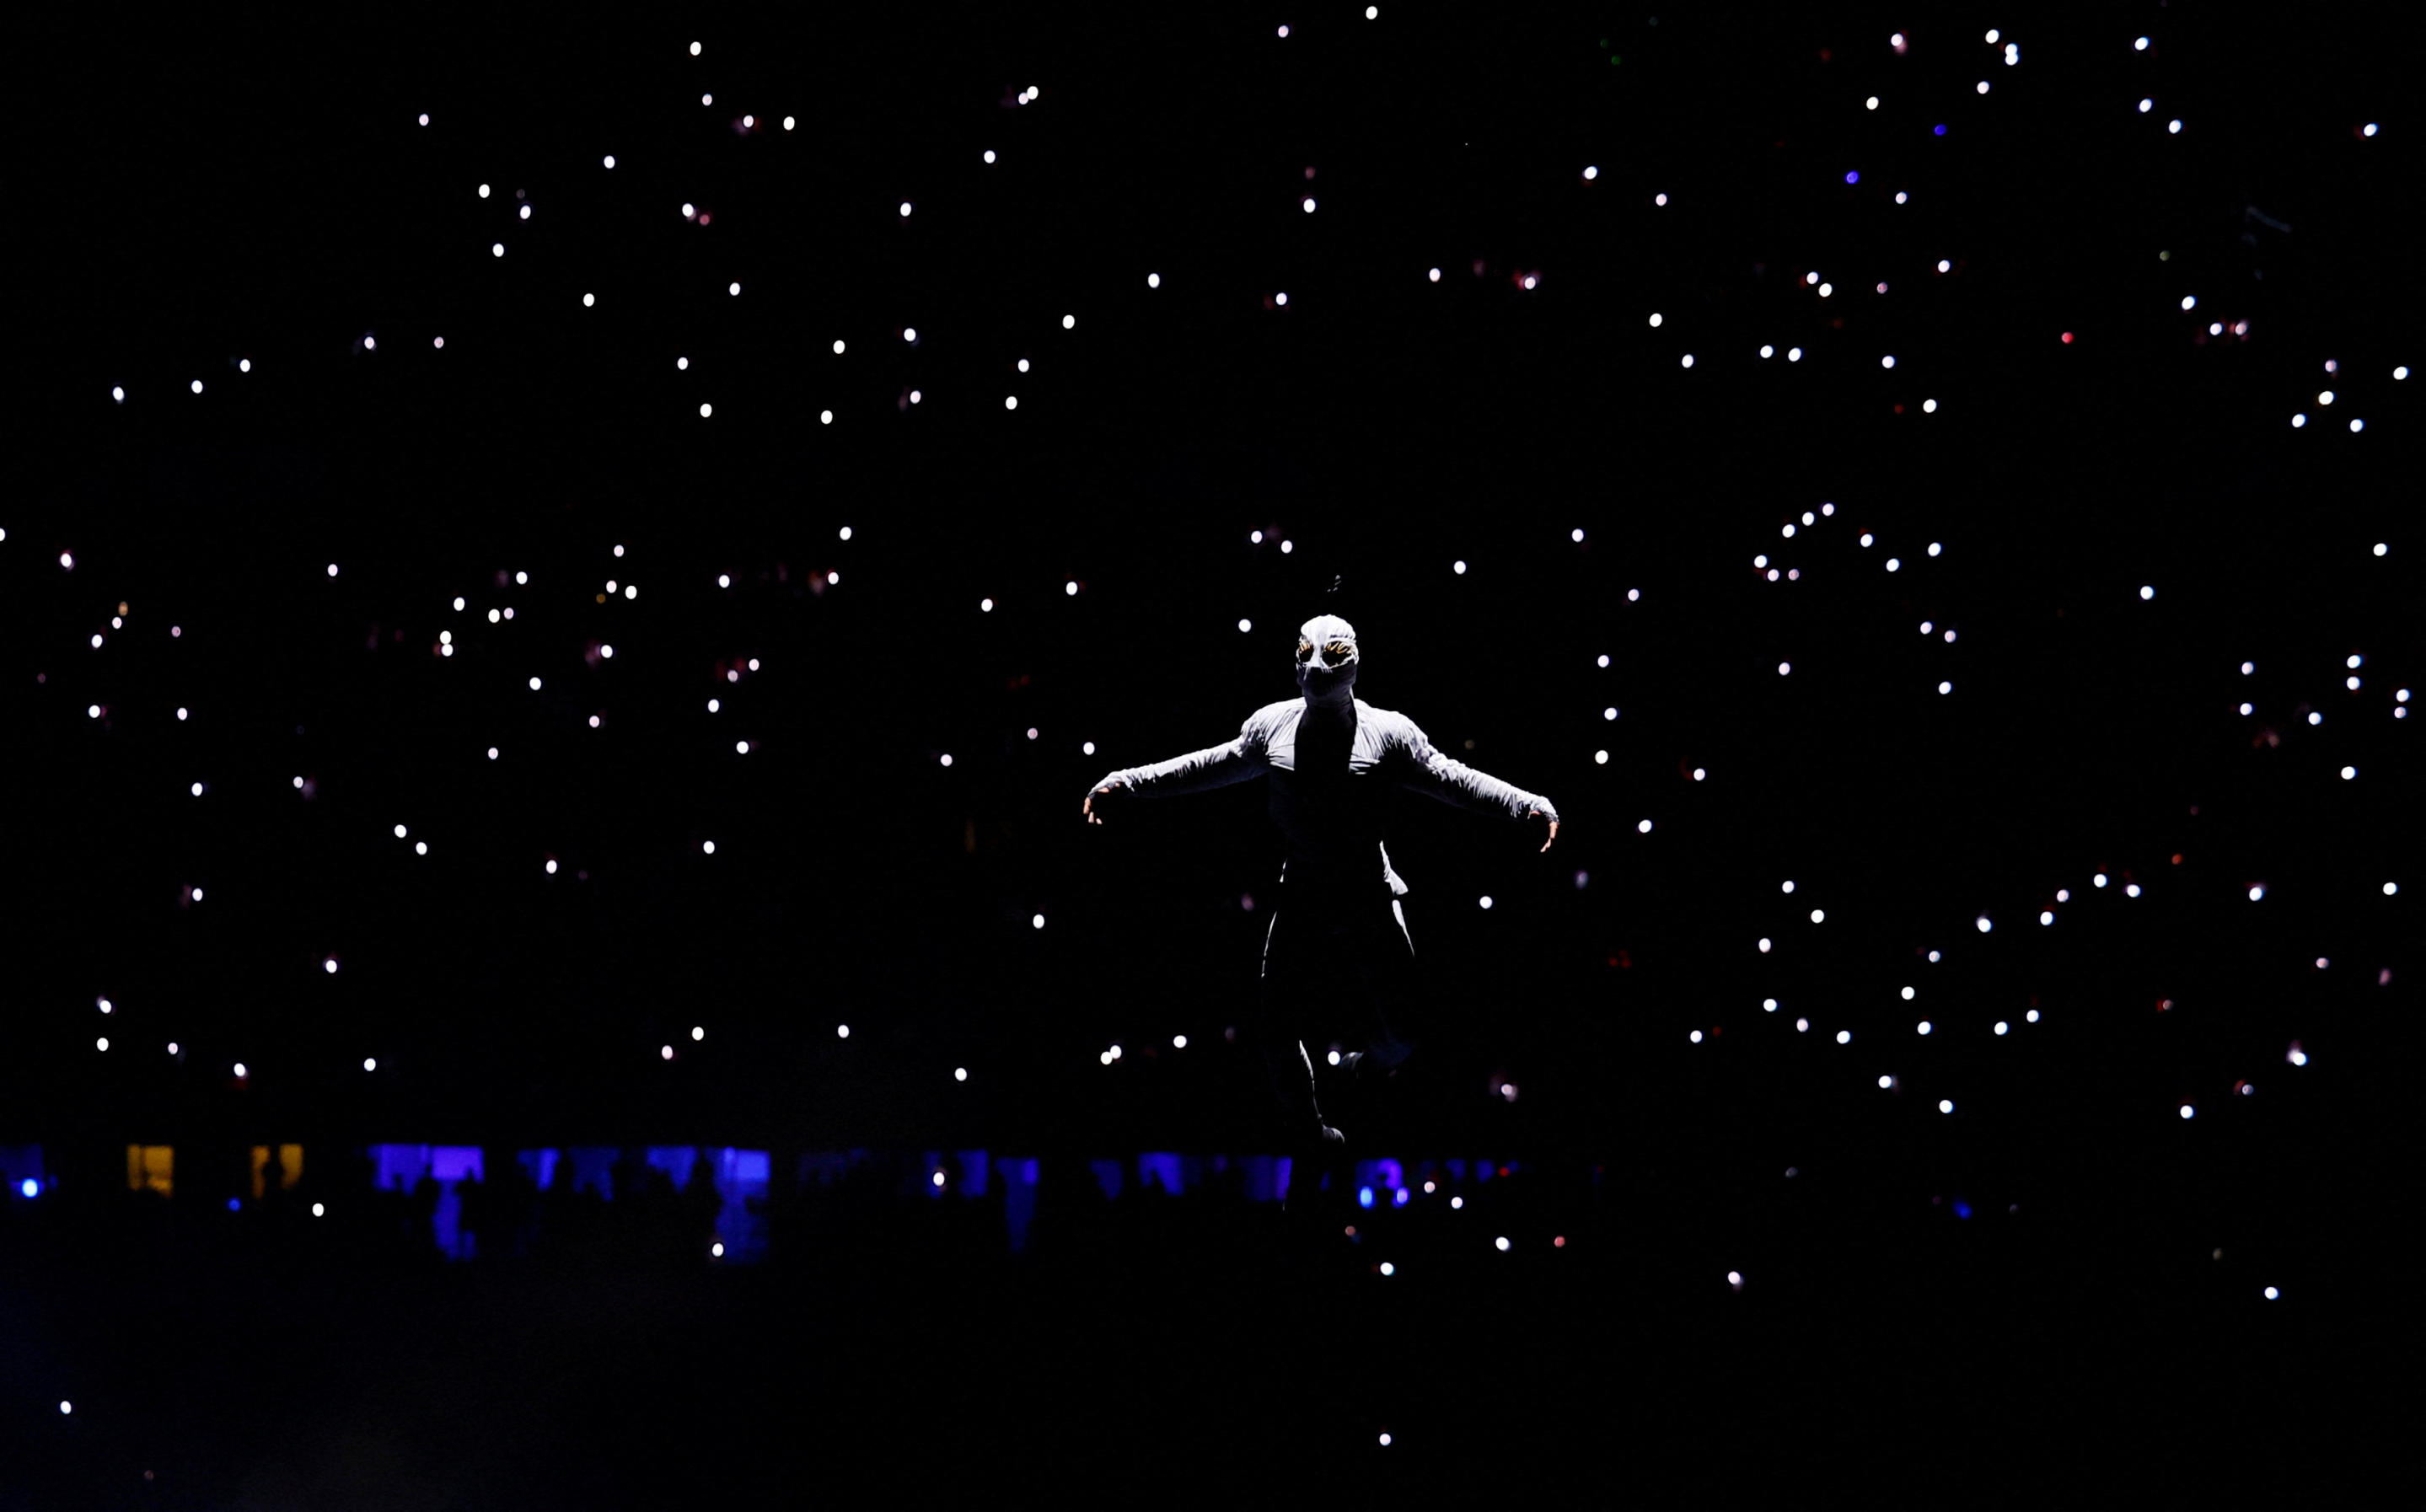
[2179,1104,2196,1120]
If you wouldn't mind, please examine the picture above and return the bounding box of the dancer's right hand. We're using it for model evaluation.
[1082,781,1127,825]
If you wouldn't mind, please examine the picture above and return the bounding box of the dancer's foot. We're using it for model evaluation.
[1280,1123,1346,1215]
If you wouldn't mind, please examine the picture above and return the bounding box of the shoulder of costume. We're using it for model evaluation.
[1243,699,1302,737]
[1356,701,1423,739]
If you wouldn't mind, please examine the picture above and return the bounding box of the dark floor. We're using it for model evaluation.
[4,1172,2400,1509]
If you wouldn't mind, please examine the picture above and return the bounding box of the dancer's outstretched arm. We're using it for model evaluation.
[1082,715,1271,824]
[1387,718,1561,852]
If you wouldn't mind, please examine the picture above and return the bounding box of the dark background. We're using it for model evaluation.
[4,3,2416,1504]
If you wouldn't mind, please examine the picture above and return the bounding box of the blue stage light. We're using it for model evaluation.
[1358,1186,1375,1209]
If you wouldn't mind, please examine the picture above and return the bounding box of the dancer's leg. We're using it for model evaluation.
[1254,906,1327,1139]
[1339,896,1423,1143]
[1256,905,1348,1217]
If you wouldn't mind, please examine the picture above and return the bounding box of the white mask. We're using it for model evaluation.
[1293,614,1359,709]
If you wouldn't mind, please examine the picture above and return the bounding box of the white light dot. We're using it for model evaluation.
[1923,399,1938,413]
[2341,766,2356,780]
[700,403,712,418]
[1758,938,1772,953]
[939,753,953,766]
[1238,618,1253,632]
[1594,750,1608,764]
[737,741,750,754]
[2170,120,2182,133]
[1479,896,1494,910]
[1495,1236,1511,1252]
[1978,82,1989,94]
[1760,345,1774,358]
[1939,1100,1954,1114]
[1146,272,1159,287]
[2350,418,2365,433]
[1778,662,1791,676]
[1787,347,1802,362]
[1835,1031,1851,1044]
[1637,818,1652,834]
[2139,585,2155,600]
[1062,314,1076,330]
[1886,558,1902,572]
[1005,396,1017,410]
[1453,560,1467,575]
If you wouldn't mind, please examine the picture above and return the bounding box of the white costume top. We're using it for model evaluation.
[1092,696,1559,900]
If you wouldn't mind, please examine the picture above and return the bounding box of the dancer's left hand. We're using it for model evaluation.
[1528,810,1559,853]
